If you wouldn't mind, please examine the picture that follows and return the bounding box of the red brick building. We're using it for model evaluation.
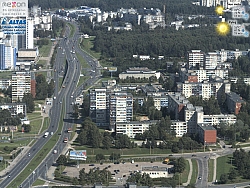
[197,124,217,145]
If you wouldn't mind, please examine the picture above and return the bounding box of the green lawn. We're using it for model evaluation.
[7,102,65,188]
[29,119,43,134]
[36,60,47,68]
[76,52,90,68]
[27,112,41,120]
[32,179,46,186]
[40,117,50,134]
[77,76,90,87]
[208,159,214,182]
[181,160,190,184]
[39,40,52,57]
[190,159,198,184]
[67,23,75,38]
[80,36,101,60]
[73,146,172,157]
[216,155,233,180]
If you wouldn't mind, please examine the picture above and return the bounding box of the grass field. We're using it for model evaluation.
[208,159,214,182]
[80,36,101,60]
[32,179,46,186]
[181,160,190,184]
[67,23,75,38]
[40,117,50,134]
[7,102,65,188]
[216,155,233,180]
[36,60,47,68]
[27,112,41,120]
[77,76,90,87]
[29,119,43,135]
[39,41,52,57]
[190,159,198,184]
[76,52,90,69]
[73,146,172,157]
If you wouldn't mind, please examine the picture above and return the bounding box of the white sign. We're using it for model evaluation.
[1,17,26,35]
[0,0,28,17]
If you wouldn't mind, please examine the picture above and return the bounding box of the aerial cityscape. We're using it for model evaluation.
[1,0,250,188]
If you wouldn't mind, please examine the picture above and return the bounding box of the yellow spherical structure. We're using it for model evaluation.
[215,5,224,15]
[216,22,230,36]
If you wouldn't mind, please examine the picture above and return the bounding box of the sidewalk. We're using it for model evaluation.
[183,158,193,186]
[0,145,31,177]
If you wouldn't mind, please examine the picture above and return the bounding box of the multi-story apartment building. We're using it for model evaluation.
[89,89,109,127]
[205,52,219,70]
[184,104,204,134]
[171,121,187,137]
[116,120,158,138]
[0,43,5,70]
[109,92,133,131]
[168,93,190,121]
[0,79,11,90]
[226,92,245,115]
[0,103,27,117]
[119,67,160,80]
[203,114,236,125]
[200,0,242,8]
[179,67,229,83]
[11,71,31,102]
[177,78,231,99]
[187,50,205,69]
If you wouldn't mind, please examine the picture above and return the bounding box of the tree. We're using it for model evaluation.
[228,168,238,181]
[219,173,228,184]
[115,134,132,149]
[23,124,31,132]
[96,153,105,161]
[22,93,35,113]
[109,153,120,161]
[35,74,48,100]
[56,155,67,165]
[173,157,186,173]
[102,135,112,149]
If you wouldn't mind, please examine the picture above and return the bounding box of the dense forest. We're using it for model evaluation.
[28,0,214,14]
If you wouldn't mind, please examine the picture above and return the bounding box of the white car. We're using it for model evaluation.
[71,95,73,98]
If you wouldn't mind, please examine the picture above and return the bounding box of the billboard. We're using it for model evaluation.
[1,17,26,35]
[108,67,117,72]
[0,0,28,17]
[69,150,87,160]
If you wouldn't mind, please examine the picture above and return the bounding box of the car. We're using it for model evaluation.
[51,132,54,135]
[28,153,30,157]
[192,154,197,157]
[169,154,173,156]
[198,177,202,180]
[71,95,73,98]
[8,175,10,178]
[60,101,62,104]
[89,164,95,166]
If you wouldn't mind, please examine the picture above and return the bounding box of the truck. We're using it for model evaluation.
[44,132,49,138]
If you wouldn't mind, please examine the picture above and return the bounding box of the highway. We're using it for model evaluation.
[0,21,99,187]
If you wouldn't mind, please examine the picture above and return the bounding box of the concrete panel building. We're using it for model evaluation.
[226,92,245,115]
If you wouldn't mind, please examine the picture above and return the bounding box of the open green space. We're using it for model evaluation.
[190,159,198,184]
[76,52,90,69]
[77,76,90,87]
[32,178,46,186]
[67,23,75,38]
[29,119,43,135]
[208,159,214,182]
[40,117,50,134]
[181,160,190,184]
[35,71,48,79]
[216,155,233,180]
[79,36,101,60]
[73,146,172,157]
[7,102,65,188]
[36,60,47,68]
[27,112,41,120]
[0,71,12,79]
[39,40,52,57]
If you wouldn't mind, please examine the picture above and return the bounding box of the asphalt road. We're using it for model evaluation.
[0,22,98,187]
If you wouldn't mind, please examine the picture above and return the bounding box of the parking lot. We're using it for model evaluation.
[64,161,170,185]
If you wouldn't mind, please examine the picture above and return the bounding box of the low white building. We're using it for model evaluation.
[141,166,173,178]
[115,120,158,138]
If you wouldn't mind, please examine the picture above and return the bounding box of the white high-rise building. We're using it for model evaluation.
[26,17,34,49]
[205,52,218,69]
[188,50,205,69]
[12,71,31,102]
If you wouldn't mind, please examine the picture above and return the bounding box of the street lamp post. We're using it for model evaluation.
[204,140,206,152]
